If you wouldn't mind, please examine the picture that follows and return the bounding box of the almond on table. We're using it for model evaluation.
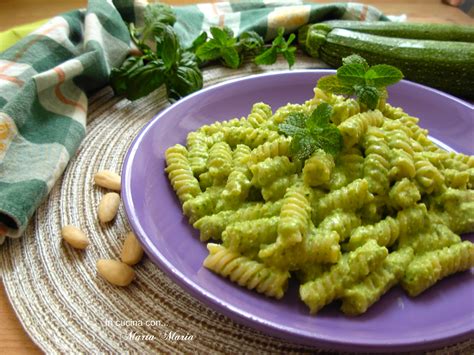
[121,232,144,266]
[61,225,90,250]
[98,192,121,223]
[96,259,135,286]
[94,170,121,191]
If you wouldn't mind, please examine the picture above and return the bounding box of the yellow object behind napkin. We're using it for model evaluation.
[0,19,47,52]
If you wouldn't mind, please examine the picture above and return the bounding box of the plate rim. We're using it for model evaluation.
[121,69,474,352]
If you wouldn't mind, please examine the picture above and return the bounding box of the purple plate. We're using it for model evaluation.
[122,70,474,352]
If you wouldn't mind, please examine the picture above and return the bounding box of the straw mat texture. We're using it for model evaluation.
[1,56,473,353]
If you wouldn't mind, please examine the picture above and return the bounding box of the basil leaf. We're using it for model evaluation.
[317,75,354,95]
[114,60,166,101]
[337,63,367,86]
[144,3,176,26]
[238,31,264,55]
[160,25,179,70]
[165,52,203,101]
[355,85,380,110]
[365,64,404,87]
[110,56,144,96]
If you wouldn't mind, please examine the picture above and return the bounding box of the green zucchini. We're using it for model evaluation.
[320,21,474,42]
[299,27,474,98]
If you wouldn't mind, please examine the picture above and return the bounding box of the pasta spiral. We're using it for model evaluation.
[260,227,341,269]
[317,209,361,242]
[222,126,280,148]
[250,156,300,187]
[247,102,272,128]
[182,186,223,224]
[398,223,461,254]
[362,127,391,195]
[261,174,298,201]
[341,247,414,315]
[443,168,469,189]
[347,204,428,250]
[204,244,290,299]
[248,136,292,165]
[303,150,335,187]
[222,216,279,255]
[337,110,384,147]
[300,240,388,314]
[207,142,233,184]
[193,200,282,241]
[388,178,421,210]
[414,153,445,194]
[165,144,201,203]
[271,103,308,125]
[312,179,372,223]
[259,183,312,258]
[221,144,252,207]
[186,131,210,176]
[389,148,416,181]
[401,241,474,297]
[330,98,360,125]
[199,116,249,136]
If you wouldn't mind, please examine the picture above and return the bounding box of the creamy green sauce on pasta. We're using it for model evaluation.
[165,85,474,316]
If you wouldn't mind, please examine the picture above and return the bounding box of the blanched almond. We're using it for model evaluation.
[96,259,135,286]
[121,232,144,265]
[94,170,121,191]
[61,225,89,249]
[98,192,120,223]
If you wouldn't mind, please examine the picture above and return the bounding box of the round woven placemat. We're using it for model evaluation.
[0,56,472,354]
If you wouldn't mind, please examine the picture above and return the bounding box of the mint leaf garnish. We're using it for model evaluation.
[355,85,379,110]
[317,54,404,111]
[306,102,332,130]
[279,112,307,136]
[342,54,369,70]
[317,75,355,95]
[290,132,317,161]
[316,126,344,156]
[365,64,404,87]
[337,63,366,86]
[279,104,343,160]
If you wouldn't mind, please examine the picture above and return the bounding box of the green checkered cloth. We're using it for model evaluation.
[0,0,387,243]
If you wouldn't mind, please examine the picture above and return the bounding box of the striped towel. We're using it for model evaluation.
[0,0,387,244]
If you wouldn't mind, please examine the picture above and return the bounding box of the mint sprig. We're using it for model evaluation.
[317,55,403,110]
[255,28,296,68]
[279,103,343,160]
[195,27,265,69]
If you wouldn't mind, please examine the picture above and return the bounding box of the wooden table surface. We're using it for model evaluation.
[0,1,472,354]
